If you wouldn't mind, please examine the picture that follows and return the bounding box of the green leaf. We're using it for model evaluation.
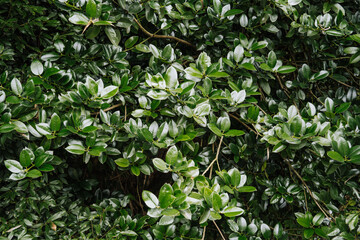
[101,86,118,99]
[65,144,86,155]
[234,45,244,63]
[304,229,314,239]
[165,146,178,165]
[13,121,28,133]
[312,213,325,226]
[327,151,344,162]
[164,66,178,89]
[5,160,23,173]
[273,223,283,239]
[125,36,139,49]
[38,163,55,172]
[237,186,257,192]
[69,13,89,25]
[229,168,241,187]
[247,223,258,235]
[240,63,256,71]
[208,123,222,136]
[50,113,61,131]
[277,65,296,74]
[297,217,311,228]
[136,44,150,53]
[131,166,140,176]
[158,215,175,225]
[11,78,22,95]
[222,206,244,217]
[335,102,351,114]
[224,129,245,137]
[9,172,26,181]
[326,30,343,36]
[349,34,360,43]
[207,71,229,78]
[159,183,175,209]
[105,27,121,46]
[115,158,130,168]
[26,169,42,178]
[288,0,302,5]
[268,51,277,68]
[153,158,168,171]
[20,148,34,167]
[199,209,210,224]
[161,209,180,216]
[212,193,222,212]
[0,124,15,133]
[344,47,359,55]
[120,230,138,237]
[261,224,271,239]
[142,190,159,208]
[311,70,329,81]
[224,9,243,17]
[325,98,334,112]
[346,213,359,231]
[86,0,97,18]
[239,14,248,27]
[30,60,43,75]
[349,51,360,64]
[251,41,268,50]
[273,143,286,153]
[213,0,222,15]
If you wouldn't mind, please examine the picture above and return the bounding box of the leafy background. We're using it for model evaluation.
[0,0,360,239]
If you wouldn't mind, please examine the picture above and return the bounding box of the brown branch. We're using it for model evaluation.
[213,220,226,240]
[228,113,262,136]
[133,18,196,48]
[329,76,358,90]
[201,226,206,240]
[202,136,224,177]
[275,73,300,114]
[284,159,335,222]
[91,103,122,115]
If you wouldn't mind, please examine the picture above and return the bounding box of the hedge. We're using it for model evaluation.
[0,0,359,239]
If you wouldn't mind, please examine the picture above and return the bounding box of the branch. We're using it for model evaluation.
[275,73,300,114]
[91,103,122,115]
[284,159,335,222]
[202,136,224,177]
[213,220,226,240]
[228,113,262,136]
[133,18,196,48]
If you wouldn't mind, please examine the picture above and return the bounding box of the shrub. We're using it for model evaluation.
[1,0,360,239]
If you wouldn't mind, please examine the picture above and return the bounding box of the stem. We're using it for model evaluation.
[133,18,196,48]
[202,136,224,177]
[284,158,335,222]
[91,103,122,115]
[212,220,226,240]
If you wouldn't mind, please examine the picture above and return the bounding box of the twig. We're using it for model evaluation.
[254,103,267,115]
[137,177,145,215]
[309,89,324,105]
[284,159,335,222]
[275,73,300,114]
[202,136,224,177]
[228,113,262,136]
[124,104,127,121]
[91,103,122,115]
[304,189,308,212]
[209,144,215,179]
[213,220,226,240]
[330,76,358,90]
[133,18,196,48]
[201,226,206,240]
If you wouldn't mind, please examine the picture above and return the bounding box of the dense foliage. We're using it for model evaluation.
[1,0,360,239]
